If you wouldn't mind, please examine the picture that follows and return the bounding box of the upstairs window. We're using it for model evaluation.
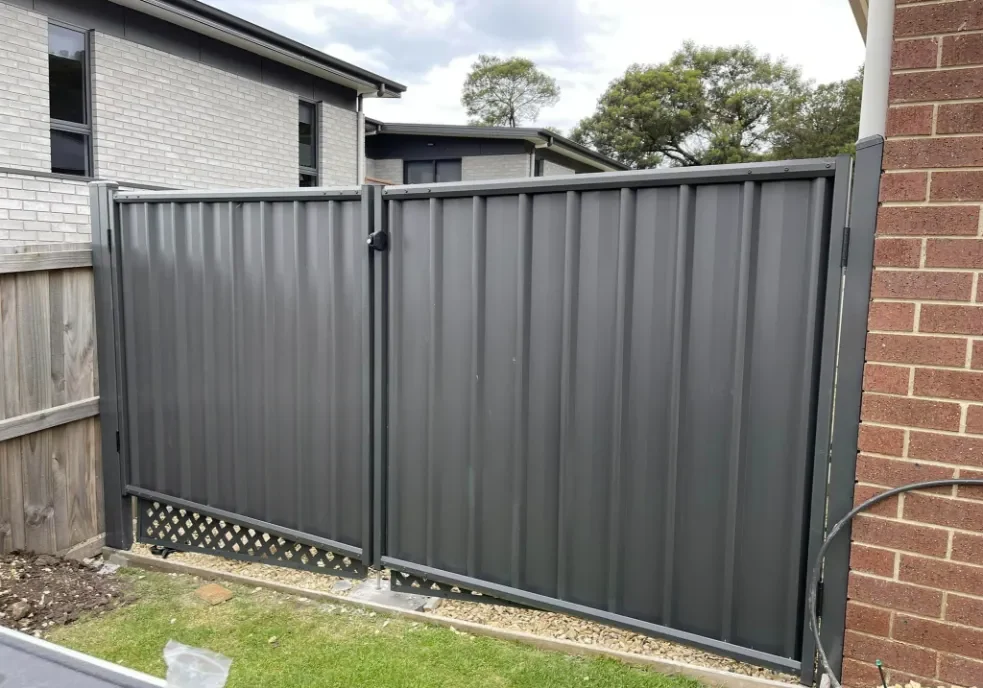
[299,101,318,186]
[48,23,91,176]
[405,159,462,184]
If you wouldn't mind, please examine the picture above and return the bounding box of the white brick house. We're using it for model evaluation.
[0,0,405,245]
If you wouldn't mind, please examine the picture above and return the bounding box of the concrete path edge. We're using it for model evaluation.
[103,548,797,688]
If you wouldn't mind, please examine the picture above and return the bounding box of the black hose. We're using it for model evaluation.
[810,478,983,688]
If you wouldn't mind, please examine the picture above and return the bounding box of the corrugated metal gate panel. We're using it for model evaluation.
[384,176,834,662]
[116,194,368,553]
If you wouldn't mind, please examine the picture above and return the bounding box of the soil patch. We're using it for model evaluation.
[0,553,128,636]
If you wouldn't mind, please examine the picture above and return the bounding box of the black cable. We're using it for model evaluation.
[810,478,983,688]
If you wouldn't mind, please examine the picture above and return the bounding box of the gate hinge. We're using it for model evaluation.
[840,226,851,268]
[815,579,824,617]
[367,230,389,252]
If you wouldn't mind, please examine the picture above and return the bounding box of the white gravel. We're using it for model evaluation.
[126,544,795,684]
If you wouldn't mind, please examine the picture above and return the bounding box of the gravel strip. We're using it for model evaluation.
[128,543,362,596]
[427,599,796,683]
[125,545,795,683]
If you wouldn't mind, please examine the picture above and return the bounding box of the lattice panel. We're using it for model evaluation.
[137,499,366,579]
[390,570,519,606]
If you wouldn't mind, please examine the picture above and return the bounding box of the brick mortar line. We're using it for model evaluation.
[873,265,983,272]
[880,199,983,206]
[864,390,983,405]
[851,503,983,541]
[894,64,983,76]
[845,609,983,639]
[872,297,983,307]
[856,449,983,472]
[859,419,983,438]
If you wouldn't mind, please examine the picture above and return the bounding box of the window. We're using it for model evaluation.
[534,159,545,177]
[299,101,318,186]
[48,23,91,176]
[404,159,462,185]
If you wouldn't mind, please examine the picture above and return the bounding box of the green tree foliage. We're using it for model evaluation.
[767,69,863,160]
[462,55,560,127]
[571,43,860,168]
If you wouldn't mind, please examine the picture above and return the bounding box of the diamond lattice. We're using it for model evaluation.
[136,499,366,579]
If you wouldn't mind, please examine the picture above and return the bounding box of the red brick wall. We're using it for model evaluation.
[844,1,983,686]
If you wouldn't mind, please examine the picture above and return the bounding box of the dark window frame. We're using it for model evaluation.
[403,158,463,184]
[299,98,319,186]
[534,158,545,177]
[48,19,93,177]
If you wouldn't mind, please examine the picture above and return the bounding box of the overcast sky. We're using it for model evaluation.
[202,0,866,134]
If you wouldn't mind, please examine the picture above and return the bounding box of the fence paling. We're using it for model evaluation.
[0,245,102,557]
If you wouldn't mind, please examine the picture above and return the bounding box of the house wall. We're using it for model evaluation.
[535,148,598,176]
[0,0,361,244]
[461,153,531,181]
[91,33,296,189]
[367,133,534,184]
[367,158,403,184]
[0,4,49,173]
[844,2,983,687]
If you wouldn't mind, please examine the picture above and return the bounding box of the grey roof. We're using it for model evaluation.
[109,0,406,96]
[365,119,629,171]
[0,626,165,687]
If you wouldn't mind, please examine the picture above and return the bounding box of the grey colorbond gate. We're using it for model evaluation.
[98,187,373,576]
[378,159,849,673]
[92,142,884,683]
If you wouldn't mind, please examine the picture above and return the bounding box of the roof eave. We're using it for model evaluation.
[850,0,869,40]
[107,0,406,96]
[369,123,628,171]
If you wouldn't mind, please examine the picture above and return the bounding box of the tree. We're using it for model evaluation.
[570,43,808,168]
[767,69,863,160]
[462,55,560,127]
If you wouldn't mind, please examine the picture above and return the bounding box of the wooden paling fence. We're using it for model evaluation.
[0,243,103,557]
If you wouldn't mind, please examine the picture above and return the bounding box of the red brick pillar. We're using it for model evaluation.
[844,2,983,686]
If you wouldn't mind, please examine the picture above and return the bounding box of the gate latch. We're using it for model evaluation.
[367,230,388,252]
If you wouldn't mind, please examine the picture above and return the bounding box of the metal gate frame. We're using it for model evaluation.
[92,137,885,684]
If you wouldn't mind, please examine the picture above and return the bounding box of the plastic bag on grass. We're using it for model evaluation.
[164,640,232,688]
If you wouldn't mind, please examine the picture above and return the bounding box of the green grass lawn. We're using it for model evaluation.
[48,569,704,688]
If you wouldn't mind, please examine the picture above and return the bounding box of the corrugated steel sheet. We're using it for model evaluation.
[117,193,369,554]
[384,176,835,661]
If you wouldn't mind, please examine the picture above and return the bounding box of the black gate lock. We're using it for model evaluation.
[367,231,388,252]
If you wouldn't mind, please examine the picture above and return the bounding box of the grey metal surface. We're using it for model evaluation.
[383,168,841,669]
[800,155,854,687]
[0,626,165,687]
[91,182,132,551]
[115,190,370,556]
[820,136,885,681]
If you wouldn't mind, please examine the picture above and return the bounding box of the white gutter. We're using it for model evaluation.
[858,0,895,139]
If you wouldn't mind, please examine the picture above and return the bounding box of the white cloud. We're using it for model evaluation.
[366,54,477,124]
[217,0,867,134]
[324,42,391,72]
[370,0,866,133]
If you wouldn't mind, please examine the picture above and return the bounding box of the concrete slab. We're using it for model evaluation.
[347,577,429,612]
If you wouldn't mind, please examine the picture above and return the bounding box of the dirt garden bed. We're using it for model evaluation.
[0,552,128,636]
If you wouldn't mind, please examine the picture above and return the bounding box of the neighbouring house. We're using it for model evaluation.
[0,0,406,245]
[364,119,628,184]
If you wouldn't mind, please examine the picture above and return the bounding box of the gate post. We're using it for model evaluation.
[90,181,133,551]
[818,136,885,682]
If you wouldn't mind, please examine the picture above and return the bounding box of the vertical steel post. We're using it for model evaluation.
[90,181,133,551]
[818,136,885,681]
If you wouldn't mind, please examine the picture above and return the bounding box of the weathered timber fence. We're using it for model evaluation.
[0,243,102,557]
